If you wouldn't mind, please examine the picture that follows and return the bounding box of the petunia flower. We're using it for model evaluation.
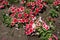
[1,1,8,5]
[13,18,18,23]
[39,4,43,9]
[30,20,34,25]
[32,23,36,29]
[31,2,35,6]
[25,22,36,35]
[24,13,29,18]
[19,6,24,12]
[25,24,30,30]
[32,17,36,20]
[16,8,21,12]
[10,13,16,17]
[0,5,4,9]
[49,37,52,40]
[53,1,58,6]
[18,19,24,23]
[18,13,22,18]
[27,2,31,6]
[11,21,15,26]
[34,8,39,15]
[42,21,49,30]
[24,18,29,23]
[53,34,58,40]
[25,26,34,35]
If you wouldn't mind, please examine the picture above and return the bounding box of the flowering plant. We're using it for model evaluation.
[1,0,59,40]
[0,0,9,9]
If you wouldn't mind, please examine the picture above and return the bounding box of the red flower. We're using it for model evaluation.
[37,0,43,3]
[24,13,29,18]
[4,1,8,5]
[0,5,4,9]
[9,6,16,13]
[25,22,35,35]
[25,24,30,30]
[42,21,49,30]
[18,13,22,18]
[25,31,31,35]
[31,6,35,10]
[16,8,20,12]
[24,18,29,23]
[43,2,47,6]
[10,14,15,17]
[53,1,58,6]
[53,34,58,40]
[30,20,34,25]
[27,2,31,6]
[1,1,5,5]
[29,11,33,16]
[29,28,34,33]
[58,1,60,4]
[11,21,15,26]
[30,15,35,19]
[18,19,24,23]
[31,2,35,6]
[49,37,52,40]
[19,6,24,12]
[20,0,25,4]
[2,1,8,5]
[39,4,43,9]
[10,13,16,17]
[34,8,39,15]
[18,19,21,23]
[13,18,18,23]
[25,27,34,35]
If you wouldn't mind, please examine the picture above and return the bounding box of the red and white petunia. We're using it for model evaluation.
[39,17,43,22]
[42,21,49,30]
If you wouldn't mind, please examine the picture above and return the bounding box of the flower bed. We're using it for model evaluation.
[0,0,60,40]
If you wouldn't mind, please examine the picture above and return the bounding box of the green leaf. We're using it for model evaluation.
[18,23,23,28]
[8,0,19,4]
[44,0,54,4]
[45,33,52,39]
[3,14,12,27]
[42,27,47,32]
[50,9,58,18]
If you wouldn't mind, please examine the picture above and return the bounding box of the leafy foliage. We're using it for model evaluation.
[3,14,12,27]
[53,5,60,12]
[44,0,54,4]
[8,0,19,4]
[50,9,58,18]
